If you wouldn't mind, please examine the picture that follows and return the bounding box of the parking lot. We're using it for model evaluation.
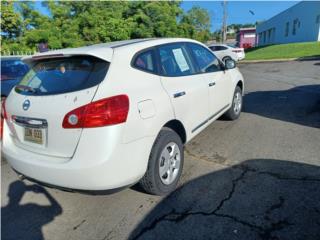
[2,60,320,240]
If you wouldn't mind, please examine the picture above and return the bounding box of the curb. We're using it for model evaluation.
[239,58,296,63]
[239,56,320,64]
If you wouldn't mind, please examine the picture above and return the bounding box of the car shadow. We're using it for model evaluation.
[129,159,320,240]
[296,55,320,61]
[243,85,320,128]
[1,181,62,240]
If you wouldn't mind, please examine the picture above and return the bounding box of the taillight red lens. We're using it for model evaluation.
[1,98,6,139]
[0,117,2,140]
[62,95,129,129]
[1,97,7,119]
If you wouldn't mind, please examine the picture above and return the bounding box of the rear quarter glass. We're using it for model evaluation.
[15,56,109,96]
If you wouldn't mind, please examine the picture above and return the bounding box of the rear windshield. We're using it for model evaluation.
[15,56,109,96]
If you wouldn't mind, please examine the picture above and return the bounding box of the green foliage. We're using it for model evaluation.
[1,1,213,53]
[127,1,183,38]
[1,0,22,39]
[245,42,320,60]
[227,23,256,32]
[212,23,256,41]
[180,6,211,42]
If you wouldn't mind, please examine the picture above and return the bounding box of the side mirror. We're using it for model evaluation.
[225,59,236,70]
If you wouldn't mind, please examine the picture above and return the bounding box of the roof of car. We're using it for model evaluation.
[22,38,201,63]
[207,43,228,47]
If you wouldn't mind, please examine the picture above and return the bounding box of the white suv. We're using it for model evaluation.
[2,38,244,195]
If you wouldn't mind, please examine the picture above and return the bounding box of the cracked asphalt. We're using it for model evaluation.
[2,60,320,240]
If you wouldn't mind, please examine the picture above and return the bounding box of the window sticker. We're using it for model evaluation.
[29,77,41,89]
[172,48,190,72]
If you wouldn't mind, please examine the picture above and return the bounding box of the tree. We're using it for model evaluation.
[1,1,213,54]
[76,1,133,43]
[1,0,22,39]
[125,1,183,38]
[227,23,256,32]
[180,6,211,42]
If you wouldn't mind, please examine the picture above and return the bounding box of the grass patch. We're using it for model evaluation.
[244,41,320,60]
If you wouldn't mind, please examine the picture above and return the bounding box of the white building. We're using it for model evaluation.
[256,1,320,46]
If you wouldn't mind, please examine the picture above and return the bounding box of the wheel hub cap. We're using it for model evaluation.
[233,92,242,114]
[159,142,181,185]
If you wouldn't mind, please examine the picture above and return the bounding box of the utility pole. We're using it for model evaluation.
[221,0,227,43]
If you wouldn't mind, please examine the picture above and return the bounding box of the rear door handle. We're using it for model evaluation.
[12,116,48,129]
[209,82,216,87]
[173,91,186,98]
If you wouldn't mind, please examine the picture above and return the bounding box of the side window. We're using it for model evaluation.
[212,46,228,51]
[216,46,228,51]
[133,50,156,73]
[292,19,299,35]
[285,22,289,37]
[211,46,222,51]
[158,44,195,77]
[188,43,222,73]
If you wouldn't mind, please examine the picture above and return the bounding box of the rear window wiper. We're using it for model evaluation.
[15,85,37,93]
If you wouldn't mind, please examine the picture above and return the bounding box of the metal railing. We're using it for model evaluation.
[0,49,60,57]
[0,50,38,56]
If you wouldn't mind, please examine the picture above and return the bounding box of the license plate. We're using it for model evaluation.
[24,127,43,144]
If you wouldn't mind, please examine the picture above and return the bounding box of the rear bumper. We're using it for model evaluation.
[13,169,133,195]
[237,53,245,61]
[2,122,155,190]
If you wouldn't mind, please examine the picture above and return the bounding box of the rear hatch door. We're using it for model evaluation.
[5,55,109,158]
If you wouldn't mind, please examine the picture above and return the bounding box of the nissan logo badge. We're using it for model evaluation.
[23,99,30,111]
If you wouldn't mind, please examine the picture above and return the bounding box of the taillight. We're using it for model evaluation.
[0,117,2,139]
[1,97,7,119]
[232,50,242,53]
[1,98,6,139]
[62,95,129,128]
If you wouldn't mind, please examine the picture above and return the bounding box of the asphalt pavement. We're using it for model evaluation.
[2,60,320,240]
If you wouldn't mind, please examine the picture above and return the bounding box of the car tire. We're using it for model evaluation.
[222,56,232,63]
[224,86,242,120]
[139,127,184,195]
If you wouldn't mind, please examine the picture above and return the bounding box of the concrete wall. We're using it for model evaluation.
[256,1,320,45]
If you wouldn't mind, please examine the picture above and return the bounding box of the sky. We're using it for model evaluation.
[35,1,300,32]
[181,1,299,31]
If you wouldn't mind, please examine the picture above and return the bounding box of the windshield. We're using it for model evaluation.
[227,44,236,48]
[15,56,109,96]
[1,59,29,81]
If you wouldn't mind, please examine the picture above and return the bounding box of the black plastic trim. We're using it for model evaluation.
[191,119,208,133]
[208,104,230,121]
[173,91,186,98]
[12,116,48,129]
[13,169,134,195]
[130,41,227,78]
[192,104,230,133]
[130,47,159,75]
